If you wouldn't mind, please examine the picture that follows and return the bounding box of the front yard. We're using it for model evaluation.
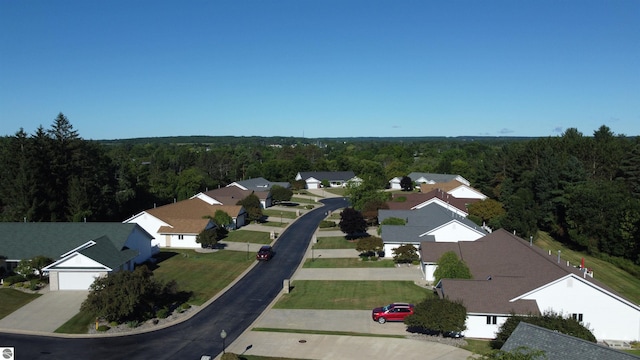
[273,280,433,310]
[0,288,41,320]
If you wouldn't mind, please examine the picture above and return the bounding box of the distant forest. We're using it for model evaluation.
[1,113,640,269]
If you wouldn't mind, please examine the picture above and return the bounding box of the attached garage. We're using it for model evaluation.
[56,271,105,290]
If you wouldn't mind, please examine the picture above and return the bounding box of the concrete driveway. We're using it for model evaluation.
[0,288,87,333]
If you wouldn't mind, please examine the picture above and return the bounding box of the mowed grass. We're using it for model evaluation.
[262,209,298,219]
[314,236,357,249]
[535,232,640,304]
[54,309,95,334]
[222,229,272,244]
[303,258,395,268]
[0,288,41,320]
[152,249,252,305]
[273,280,433,310]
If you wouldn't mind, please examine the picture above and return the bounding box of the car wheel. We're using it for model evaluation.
[378,317,386,324]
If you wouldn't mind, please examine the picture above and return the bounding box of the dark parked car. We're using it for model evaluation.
[256,245,274,261]
[371,302,414,324]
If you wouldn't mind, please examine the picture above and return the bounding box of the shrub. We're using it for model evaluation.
[97,325,110,332]
[318,220,337,228]
[157,307,170,319]
[179,303,191,312]
[109,321,119,327]
[4,274,26,285]
[127,320,140,328]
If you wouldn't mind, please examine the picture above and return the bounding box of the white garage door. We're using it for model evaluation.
[58,272,101,290]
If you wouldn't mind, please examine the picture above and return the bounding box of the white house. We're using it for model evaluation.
[378,203,486,257]
[295,171,361,189]
[0,223,153,291]
[389,172,470,190]
[124,198,245,249]
[423,229,640,342]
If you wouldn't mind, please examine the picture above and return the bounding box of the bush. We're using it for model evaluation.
[221,352,240,360]
[97,325,110,332]
[179,303,191,312]
[127,320,140,328]
[4,274,26,285]
[318,220,337,228]
[157,307,170,319]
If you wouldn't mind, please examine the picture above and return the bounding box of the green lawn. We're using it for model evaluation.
[314,236,357,249]
[152,249,253,305]
[262,209,298,219]
[54,309,95,334]
[303,258,395,268]
[273,280,433,310]
[0,288,41,320]
[223,229,272,244]
[535,232,640,304]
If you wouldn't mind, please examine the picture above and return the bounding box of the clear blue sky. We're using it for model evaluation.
[1,0,638,140]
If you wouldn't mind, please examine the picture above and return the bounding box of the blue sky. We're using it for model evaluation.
[1,1,638,140]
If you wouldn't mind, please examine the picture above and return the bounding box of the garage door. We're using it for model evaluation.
[58,272,101,290]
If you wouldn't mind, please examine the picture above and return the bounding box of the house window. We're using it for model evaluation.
[178,235,184,240]
[572,313,583,322]
[486,316,497,324]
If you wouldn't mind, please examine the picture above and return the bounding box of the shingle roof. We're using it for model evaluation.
[147,199,242,225]
[502,322,640,360]
[0,223,140,261]
[379,203,485,232]
[426,229,626,315]
[387,189,477,212]
[201,186,261,202]
[229,177,290,191]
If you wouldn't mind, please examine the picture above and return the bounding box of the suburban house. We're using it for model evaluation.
[295,171,361,189]
[378,203,487,257]
[419,181,488,200]
[421,229,640,342]
[224,177,291,208]
[388,172,470,190]
[193,184,272,209]
[0,223,153,291]
[386,188,479,216]
[501,322,639,360]
[124,198,246,249]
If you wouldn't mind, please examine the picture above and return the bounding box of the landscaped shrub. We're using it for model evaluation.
[4,274,26,285]
[156,307,170,319]
[97,325,110,332]
[109,321,119,327]
[318,220,337,228]
[127,320,140,328]
[221,352,240,360]
[179,303,190,312]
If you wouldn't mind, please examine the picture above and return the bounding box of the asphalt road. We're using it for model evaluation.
[0,197,350,360]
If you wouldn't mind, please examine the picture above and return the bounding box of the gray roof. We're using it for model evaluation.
[381,225,436,244]
[297,171,356,182]
[230,177,290,191]
[0,223,142,262]
[378,203,485,233]
[502,322,640,360]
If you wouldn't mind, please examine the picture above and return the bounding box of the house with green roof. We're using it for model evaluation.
[0,223,153,291]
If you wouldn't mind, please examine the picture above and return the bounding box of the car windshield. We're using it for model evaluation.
[382,304,392,311]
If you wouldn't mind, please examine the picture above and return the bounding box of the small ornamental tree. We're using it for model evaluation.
[270,185,293,204]
[213,210,232,238]
[404,297,467,335]
[237,193,263,223]
[81,266,182,323]
[392,244,419,264]
[400,176,413,191]
[339,207,368,239]
[196,228,218,248]
[355,236,384,258]
[31,255,54,279]
[433,251,472,285]
[491,311,596,349]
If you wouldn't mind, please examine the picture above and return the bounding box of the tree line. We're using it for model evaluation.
[1,113,639,267]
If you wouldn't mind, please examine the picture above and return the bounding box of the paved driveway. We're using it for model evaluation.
[0,288,88,333]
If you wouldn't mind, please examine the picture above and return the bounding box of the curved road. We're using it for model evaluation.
[0,197,350,360]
